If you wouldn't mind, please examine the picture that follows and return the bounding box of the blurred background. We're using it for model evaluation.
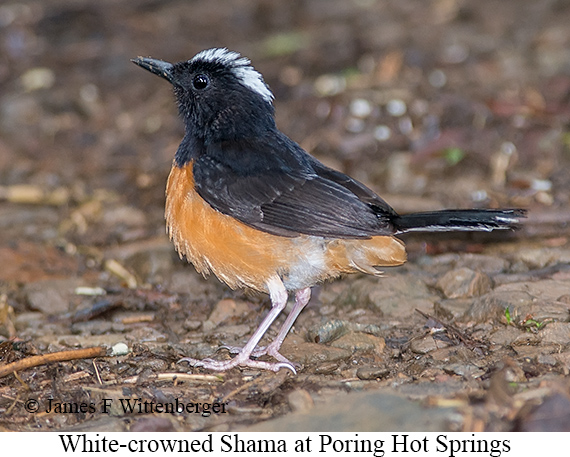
[1,0,569,258]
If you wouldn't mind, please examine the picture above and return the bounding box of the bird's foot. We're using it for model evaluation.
[220,342,295,366]
[178,353,296,373]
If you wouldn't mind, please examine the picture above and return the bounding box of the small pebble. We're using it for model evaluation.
[345,117,365,133]
[373,125,391,141]
[75,286,106,296]
[349,98,373,118]
[386,99,406,117]
[356,366,390,380]
[183,319,202,331]
[314,74,346,96]
[442,44,469,64]
[206,298,251,329]
[410,337,440,354]
[111,342,129,356]
[471,189,488,202]
[437,267,492,299]
[428,69,447,88]
[398,116,413,135]
[20,67,55,91]
[79,83,99,103]
[531,179,552,192]
[315,362,340,374]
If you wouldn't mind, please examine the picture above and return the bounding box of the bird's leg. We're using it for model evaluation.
[221,288,311,366]
[252,287,311,362]
[179,277,294,372]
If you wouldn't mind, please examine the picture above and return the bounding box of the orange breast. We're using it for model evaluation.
[165,162,407,293]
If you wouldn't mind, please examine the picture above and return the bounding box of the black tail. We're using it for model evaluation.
[393,209,526,234]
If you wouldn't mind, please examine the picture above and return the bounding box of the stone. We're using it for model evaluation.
[204,299,252,330]
[356,366,390,380]
[281,334,352,366]
[539,322,570,345]
[335,274,438,318]
[23,278,87,315]
[244,390,455,432]
[437,267,492,298]
[329,332,385,355]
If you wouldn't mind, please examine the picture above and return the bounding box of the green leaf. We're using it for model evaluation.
[444,147,465,166]
[504,307,512,325]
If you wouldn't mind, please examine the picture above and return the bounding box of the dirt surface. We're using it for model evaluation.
[1,0,570,432]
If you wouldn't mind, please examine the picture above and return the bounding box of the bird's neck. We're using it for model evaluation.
[174,133,203,168]
[175,114,277,167]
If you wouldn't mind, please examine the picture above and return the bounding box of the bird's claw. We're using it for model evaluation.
[178,354,296,374]
[218,343,296,367]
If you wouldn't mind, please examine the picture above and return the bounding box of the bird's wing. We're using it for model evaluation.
[192,134,397,238]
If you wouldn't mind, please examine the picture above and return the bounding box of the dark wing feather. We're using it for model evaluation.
[192,133,397,238]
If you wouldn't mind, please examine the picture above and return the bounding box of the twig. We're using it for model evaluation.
[0,346,107,379]
[155,373,224,383]
[119,372,223,384]
[415,308,488,351]
[92,360,103,385]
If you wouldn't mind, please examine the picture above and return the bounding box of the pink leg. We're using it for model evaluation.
[178,277,295,373]
[258,287,311,363]
[222,288,311,365]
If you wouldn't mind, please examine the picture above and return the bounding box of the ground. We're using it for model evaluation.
[1,0,570,432]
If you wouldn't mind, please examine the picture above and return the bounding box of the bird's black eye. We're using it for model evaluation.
[192,74,209,90]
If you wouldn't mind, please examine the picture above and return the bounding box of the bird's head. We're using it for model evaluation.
[132,48,276,143]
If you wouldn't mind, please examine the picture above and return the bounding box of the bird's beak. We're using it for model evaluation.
[131,57,174,82]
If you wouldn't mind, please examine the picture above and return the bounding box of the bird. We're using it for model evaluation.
[132,48,525,373]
